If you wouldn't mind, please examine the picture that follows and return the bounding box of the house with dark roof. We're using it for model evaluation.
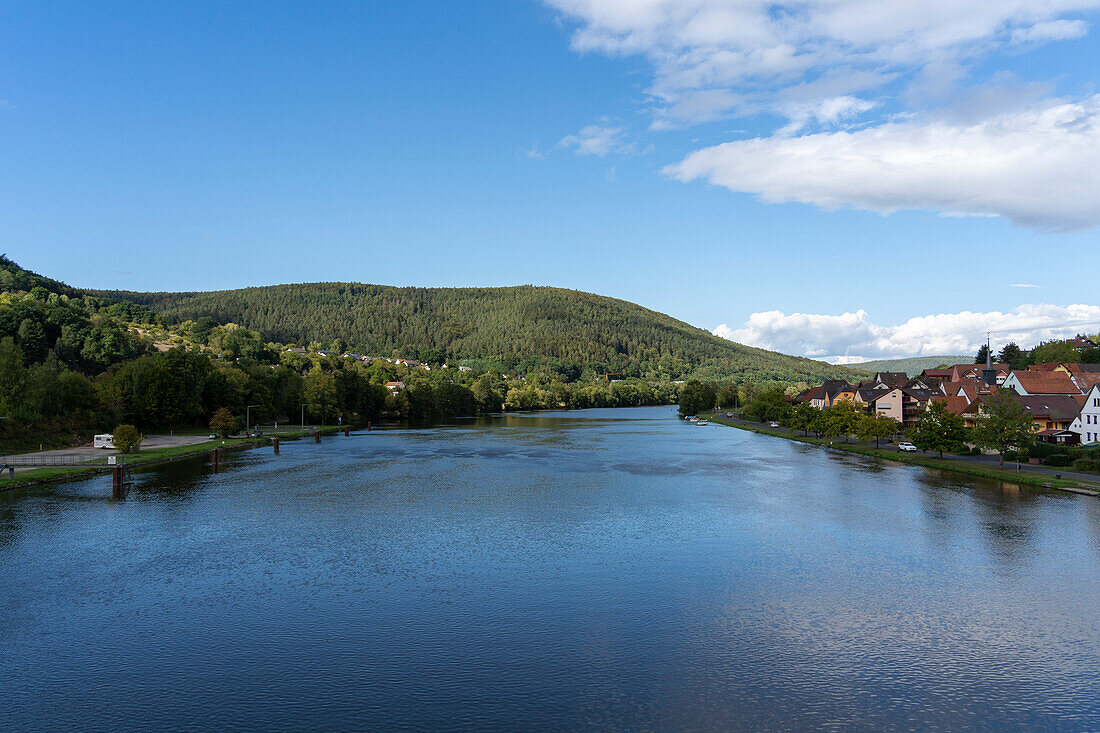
[873,372,908,388]
[1014,394,1087,433]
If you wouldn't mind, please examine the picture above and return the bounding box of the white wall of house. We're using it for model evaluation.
[1071,385,1100,444]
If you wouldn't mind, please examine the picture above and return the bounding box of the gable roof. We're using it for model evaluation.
[821,379,855,399]
[929,395,970,415]
[1009,371,1082,395]
[1014,394,1086,422]
[796,385,825,402]
[873,371,908,387]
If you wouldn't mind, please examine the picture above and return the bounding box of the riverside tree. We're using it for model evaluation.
[913,400,968,458]
[857,412,898,448]
[112,424,143,453]
[787,402,819,436]
[678,380,716,417]
[824,401,863,442]
[209,408,237,438]
[974,389,1035,466]
[742,389,789,422]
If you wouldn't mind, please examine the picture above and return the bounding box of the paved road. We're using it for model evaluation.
[1,435,213,475]
[708,414,1100,487]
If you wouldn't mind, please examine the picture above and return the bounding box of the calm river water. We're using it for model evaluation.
[2,406,1099,731]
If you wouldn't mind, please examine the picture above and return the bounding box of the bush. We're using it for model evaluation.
[1003,450,1018,462]
[209,408,238,438]
[970,446,982,456]
[112,424,143,453]
[1073,458,1100,474]
[1044,454,1071,467]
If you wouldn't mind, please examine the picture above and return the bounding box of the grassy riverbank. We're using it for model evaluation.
[2,426,347,491]
[702,413,1099,494]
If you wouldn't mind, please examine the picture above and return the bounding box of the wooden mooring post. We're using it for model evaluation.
[111,465,127,501]
[344,425,350,437]
[272,437,280,454]
[314,431,321,444]
[211,447,220,473]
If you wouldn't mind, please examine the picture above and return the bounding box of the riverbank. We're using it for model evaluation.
[702,413,1100,496]
[1,426,348,492]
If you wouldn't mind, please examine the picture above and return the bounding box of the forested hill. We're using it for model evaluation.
[101,282,854,383]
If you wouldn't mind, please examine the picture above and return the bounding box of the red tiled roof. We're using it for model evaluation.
[1074,373,1100,391]
[1010,371,1081,395]
[930,395,971,415]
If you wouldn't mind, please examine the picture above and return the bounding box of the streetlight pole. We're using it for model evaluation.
[301,403,314,430]
[246,404,261,435]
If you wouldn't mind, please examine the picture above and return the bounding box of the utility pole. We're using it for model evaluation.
[246,404,262,435]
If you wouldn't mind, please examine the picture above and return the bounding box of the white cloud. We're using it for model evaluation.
[777,95,879,135]
[557,124,632,155]
[713,304,1100,361]
[1011,18,1089,44]
[665,96,1100,230]
[1011,283,1040,288]
[546,1,1100,125]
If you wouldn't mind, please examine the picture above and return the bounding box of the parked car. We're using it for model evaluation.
[725,412,733,418]
[898,442,918,452]
[769,422,780,428]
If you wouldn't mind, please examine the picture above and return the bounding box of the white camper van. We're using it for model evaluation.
[94,434,115,449]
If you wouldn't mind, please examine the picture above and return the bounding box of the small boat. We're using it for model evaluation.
[696,419,708,426]
[687,416,699,422]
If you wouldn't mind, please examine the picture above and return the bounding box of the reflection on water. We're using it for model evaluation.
[1,406,1098,731]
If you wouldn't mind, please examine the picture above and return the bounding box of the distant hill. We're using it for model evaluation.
[846,355,969,377]
[96,281,858,384]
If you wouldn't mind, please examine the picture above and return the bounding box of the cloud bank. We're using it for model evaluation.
[713,304,1100,361]
[546,1,1100,229]
[665,97,1100,230]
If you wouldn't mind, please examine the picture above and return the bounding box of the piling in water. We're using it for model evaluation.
[111,466,126,500]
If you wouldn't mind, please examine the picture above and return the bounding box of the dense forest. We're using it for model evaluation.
[99,282,854,384]
[3,256,771,451]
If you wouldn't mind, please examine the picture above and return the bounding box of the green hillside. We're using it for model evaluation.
[850,355,969,377]
[102,282,855,383]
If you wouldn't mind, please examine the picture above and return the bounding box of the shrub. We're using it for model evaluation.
[209,408,238,438]
[1003,450,1018,462]
[970,446,982,456]
[1073,458,1100,474]
[1044,454,1071,467]
[112,424,143,453]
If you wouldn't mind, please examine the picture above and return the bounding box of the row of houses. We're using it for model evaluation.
[797,359,1100,446]
[284,346,474,372]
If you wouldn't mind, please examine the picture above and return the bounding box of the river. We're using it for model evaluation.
[2,406,1098,731]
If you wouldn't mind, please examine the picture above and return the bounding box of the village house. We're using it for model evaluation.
[948,362,1009,384]
[1015,395,1085,437]
[1070,384,1100,445]
[1002,370,1082,396]
[385,381,405,391]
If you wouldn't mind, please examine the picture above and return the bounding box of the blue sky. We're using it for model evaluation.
[3,1,1100,360]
